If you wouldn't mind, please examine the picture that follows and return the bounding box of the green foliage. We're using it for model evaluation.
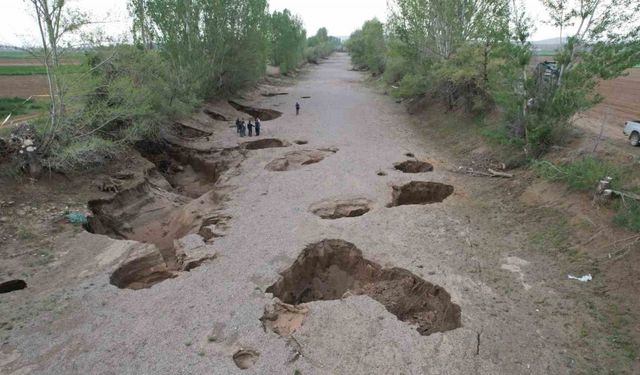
[43,45,197,170]
[345,19,386,75]
[305,28,340,64]
[0,64,85,76]
[0,97,48,117]
[269,9,306,74]
[348,0,639,156]
[141,0,270,97]
[533,157,625,192]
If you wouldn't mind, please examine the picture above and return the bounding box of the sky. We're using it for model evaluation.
[0,0,561,47]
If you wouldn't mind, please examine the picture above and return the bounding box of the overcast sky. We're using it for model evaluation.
[0,0,560,47]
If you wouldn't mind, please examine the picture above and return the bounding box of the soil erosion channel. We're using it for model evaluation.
[2,53,596,375]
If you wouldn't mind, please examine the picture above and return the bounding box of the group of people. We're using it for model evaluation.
[235,118,261,137]
[235,102,301,137]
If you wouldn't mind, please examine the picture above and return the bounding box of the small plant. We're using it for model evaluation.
[294,370,302,375]
[197,351,205,357]
[184,341,192,347]
[207,335,217,343]
[16,227,36,240]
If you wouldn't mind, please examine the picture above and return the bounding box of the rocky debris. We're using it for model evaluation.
[94,175,124,193]
[229,100,282,121]
[265,150,333,172]
[232,349,260,370]
[0,122,42,177]
[198,214,230,241]
[318,147,339,153]
[243,138,289,150]
[394,160,434,173]
[389,181,454,207]
[174,234,216,271]
[294,140,308,145]
[0,279,27,294]
[267,239,462,336]
[260,300,309,336]
[109,244,176,290]
[261,92,289,97]
[309,198,372,219]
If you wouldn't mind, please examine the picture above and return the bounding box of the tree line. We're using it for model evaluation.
[345,0,640,157]
[7,0,340,171]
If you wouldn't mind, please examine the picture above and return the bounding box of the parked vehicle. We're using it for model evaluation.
[623,120,640,146]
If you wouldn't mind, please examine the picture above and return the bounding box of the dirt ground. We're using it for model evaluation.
[1,53,639,374]
[0,75,49,98]
[574,68,640,149]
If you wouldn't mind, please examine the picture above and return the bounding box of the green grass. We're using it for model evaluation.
[0,97,48,118]
[0,50,33,59]
[533,156,625,192]
[534,156,640,232]
[0,64,86,76]
[0,50,86,60]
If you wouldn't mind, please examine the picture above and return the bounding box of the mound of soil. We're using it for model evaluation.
[389,181,454,207]
[394,160,434,173]
[260,301,309,336]
[243,138,289,150]
[309,198,372,219]
[229,100,282,121]
[267,239,462,336]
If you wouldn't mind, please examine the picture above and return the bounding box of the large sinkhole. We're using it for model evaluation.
[389,181,454,207]
[229,100,282,121]
[310,198,372,219]
[394,160,434,173]
[243,138,289,150]
[266,239,462,336]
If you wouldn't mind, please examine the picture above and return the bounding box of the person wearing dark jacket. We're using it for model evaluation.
[295,102,300,115]
[235,118,242,134]
[247,121,254,137]
[255,118,261,136]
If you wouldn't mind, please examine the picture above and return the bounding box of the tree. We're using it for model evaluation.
[26,0,89,152]
[269,9,306,73]
[345,19,386,75]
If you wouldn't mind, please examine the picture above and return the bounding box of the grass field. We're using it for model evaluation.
[0,50,86,60]
[0,64,86,76]
[0,97,48,118]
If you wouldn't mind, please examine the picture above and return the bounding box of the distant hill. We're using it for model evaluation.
[531,37,567,53]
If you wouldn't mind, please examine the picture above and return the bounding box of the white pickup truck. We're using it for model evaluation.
[623,120,640,146]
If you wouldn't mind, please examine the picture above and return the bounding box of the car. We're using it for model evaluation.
[623,120,640,146]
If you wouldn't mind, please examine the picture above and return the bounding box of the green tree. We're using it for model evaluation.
[345,19,386,75]
[269,9,306,74]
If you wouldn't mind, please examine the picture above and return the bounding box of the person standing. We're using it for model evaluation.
[295,102,300,115]
[240,120,246,137]
[255,118,261,136]
[235,118,241,134]
[247,120,254,137]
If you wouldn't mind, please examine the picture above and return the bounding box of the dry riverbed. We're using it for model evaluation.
[0,53,637,374]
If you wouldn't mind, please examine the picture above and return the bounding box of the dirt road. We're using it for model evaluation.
[1,53,633,374]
